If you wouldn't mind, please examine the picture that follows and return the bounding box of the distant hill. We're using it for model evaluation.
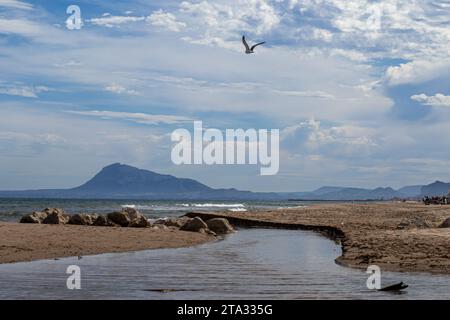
[0,163,447,200]
[420,181,450,196]
[71,163,212,195]
[0,163,281,200]
[397,185,423,197]
[294,186,405,201]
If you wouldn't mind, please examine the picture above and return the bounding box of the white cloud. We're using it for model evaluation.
[273,90,335,99]
[104,83,139,96]
[67,110,194,125]
[386,60,450,86]
[0,84,50,98]
[147,9,186,32]
[179,0,280,39]
[411,93,450,107]
[281,119,377,157]
[0,18,44,36]
[89,15,145,27]
[0,0,32,10]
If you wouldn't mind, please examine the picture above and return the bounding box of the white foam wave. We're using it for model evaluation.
[183,203,245,208]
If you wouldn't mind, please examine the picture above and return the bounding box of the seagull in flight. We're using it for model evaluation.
[242,36,265,54]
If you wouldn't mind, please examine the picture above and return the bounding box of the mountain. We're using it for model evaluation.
[0,163,281,200]
[397,185,423,197]
[0,163,447,200]
[294,186,404,201]
[71,163,212,196]
[420,181,450,196]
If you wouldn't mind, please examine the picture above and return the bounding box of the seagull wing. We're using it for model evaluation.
[251,41,265,51]
[242,36,250,51]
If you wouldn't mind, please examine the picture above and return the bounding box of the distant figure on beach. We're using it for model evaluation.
[242,36,265,54]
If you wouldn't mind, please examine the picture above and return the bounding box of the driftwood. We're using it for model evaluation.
[379,282,408,292]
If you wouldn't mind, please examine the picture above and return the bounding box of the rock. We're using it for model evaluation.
[93,215,120,227]
[165,217,190,228]
[122,207,140,220]
[180,217,208,232]
[439,218,450,228]
[206,218,234,235]
[107,211,130,227]
[93,215,109,226]
[129,215,150,228]
[20,211,48,224]
[68,214,93,226]
[199,228,217,236]
[153,218,166,225]
[42,210,69,225]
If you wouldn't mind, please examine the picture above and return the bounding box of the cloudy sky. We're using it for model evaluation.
[0,0,449,192]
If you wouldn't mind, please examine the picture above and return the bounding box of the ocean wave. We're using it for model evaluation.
[228,208,247,212]
[277,205,306,209]
[181,203,245,208]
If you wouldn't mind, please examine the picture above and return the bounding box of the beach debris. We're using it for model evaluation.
[107,211,131,227]
[206,218,234,235]
[42,208,70,224]
[439,218,450,228]
[68,213,94,226]
[242,35,265,54]
[378,282,408,292]
[180,217,208,233]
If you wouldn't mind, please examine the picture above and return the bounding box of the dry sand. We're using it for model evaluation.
[187,202,450,274]
[0,223,214,264]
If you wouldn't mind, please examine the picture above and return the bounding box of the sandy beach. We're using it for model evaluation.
[0,222,214,264]
[187,202,450,274]
[1,202,449,275]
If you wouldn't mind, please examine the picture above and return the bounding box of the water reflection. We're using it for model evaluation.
[0,229,449,299]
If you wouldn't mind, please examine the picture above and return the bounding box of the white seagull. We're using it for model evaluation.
[242,36,265,54]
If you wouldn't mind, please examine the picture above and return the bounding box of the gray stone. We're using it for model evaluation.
[68,214,94,226]
[122,207,140,220]
[107,211,131,227]
[129,215,150,228]
[206,218,234,235]
[20,211,48,224]
[42,210,69,224]
[180,217,208,232]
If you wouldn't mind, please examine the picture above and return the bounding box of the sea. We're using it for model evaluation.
[0,198,312,222]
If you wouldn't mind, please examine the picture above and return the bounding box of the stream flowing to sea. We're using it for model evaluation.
[0,228,449,299]
[0,199,449,299]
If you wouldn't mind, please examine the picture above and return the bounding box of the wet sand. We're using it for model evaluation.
[0,223,214,264]
[187,202,450,274]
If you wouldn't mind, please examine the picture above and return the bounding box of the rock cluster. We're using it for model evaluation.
[19,208,235,236]
[20,208,69,224]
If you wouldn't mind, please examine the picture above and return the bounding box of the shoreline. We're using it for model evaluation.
[187,202,450,275]
[1,202,449,275]
[0,222,215,264]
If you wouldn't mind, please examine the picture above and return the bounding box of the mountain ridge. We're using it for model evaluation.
[0,163,448,200]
